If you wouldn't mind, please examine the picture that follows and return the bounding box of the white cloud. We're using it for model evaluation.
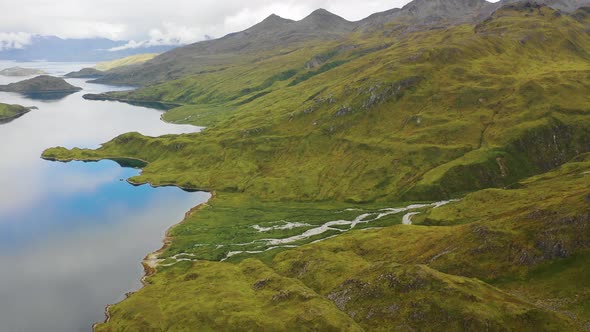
[0,32,33,50]
[109,23,208,51]
[0,0,410,43]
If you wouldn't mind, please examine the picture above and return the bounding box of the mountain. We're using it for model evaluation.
[358,0,590,29]
[0,103,31,124]
[0,35,178,62]
[64,68,105,79]
[96,0,590,87]
[93,9,355,86]
[42,0,590,330]
[392,0,495,24]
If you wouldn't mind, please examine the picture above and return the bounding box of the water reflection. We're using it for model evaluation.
[0,61,209,332]
[23,91,79,101]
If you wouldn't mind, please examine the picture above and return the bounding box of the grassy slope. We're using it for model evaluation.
[94,53,159,71]
[43,5,590,331]
[46,7,590,202]
[97,157,590,331]
[0,103,30,122]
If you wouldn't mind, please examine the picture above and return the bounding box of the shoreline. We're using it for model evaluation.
[0,110,29,124]
[0,106,36,124]
[82,94,184,111]
[41,153,213,331]
[92,183,215,332]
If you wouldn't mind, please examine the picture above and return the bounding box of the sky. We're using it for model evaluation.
[0,0,417,50]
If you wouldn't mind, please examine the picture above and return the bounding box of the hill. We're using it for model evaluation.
[64,68,105,79]
[0,103,32,123]
[94,53,159,71]
[42,0,590,330]
[96,0,590,86]
[0,75,82,94]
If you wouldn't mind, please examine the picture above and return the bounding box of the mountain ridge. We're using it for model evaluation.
[95,0,590,86]
[42,1,590,330]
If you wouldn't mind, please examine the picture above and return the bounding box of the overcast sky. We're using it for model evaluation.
[0,0,419,50]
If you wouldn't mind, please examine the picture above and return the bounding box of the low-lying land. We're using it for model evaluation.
[0,103,32,123]
[0,66,46,76]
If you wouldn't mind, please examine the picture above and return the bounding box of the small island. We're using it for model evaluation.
[65,68,105,79]
[0,66,47,77]
[0,75,82,94]
[0,103,34,124]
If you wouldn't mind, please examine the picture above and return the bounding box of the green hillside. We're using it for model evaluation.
[94,53,159,71]
[0,103,31,123]
[43,3,590,330]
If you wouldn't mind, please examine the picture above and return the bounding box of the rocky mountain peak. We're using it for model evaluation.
[298,8,354,32]
[247,14,294,33]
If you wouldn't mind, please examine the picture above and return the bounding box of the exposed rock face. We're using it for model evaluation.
[65,68,105,78]
[0,75,82,94]
[0,66,46,76]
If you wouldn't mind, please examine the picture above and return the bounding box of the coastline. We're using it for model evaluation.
[41,152,213,332]
[82,94,183,111]
[92,185,215,332]
[0,106,34,124]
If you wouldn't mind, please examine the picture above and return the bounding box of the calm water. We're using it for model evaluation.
[0,61,210,332]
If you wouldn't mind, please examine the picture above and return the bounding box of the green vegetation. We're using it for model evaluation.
[43,4,590,330]
[0,103,31,123]
[0,75,81,94]
[96,160,590,331]
[65,68,104,79]
[94,53,159,71]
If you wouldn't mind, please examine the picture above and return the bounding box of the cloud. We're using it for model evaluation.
[0,0,412,43]
[0,0,501,45]
[109,23,208,51]
[0,32,33,50]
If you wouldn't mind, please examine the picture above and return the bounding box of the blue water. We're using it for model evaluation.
[0,61,210,332]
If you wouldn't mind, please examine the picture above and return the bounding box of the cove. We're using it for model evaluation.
[0,61,210,331]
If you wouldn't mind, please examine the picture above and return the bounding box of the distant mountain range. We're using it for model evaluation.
[0,35,179,62]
